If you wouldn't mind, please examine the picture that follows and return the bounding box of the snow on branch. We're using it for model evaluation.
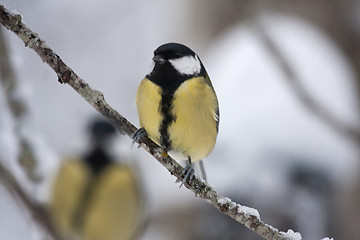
[0,4,302,240]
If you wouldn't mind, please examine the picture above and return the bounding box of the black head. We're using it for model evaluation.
[147,42,206,92]
[90,119,116,143]
[153,43,196,62]
[85,119,117,175]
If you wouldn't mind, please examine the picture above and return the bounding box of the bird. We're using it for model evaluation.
[132,42,219,186]
[49,119,143,240]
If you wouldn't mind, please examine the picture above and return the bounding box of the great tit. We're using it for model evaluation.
[133,43,219,186]
[49,119,143,240]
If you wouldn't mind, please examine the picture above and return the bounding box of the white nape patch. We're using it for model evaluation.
[169,55,201,75]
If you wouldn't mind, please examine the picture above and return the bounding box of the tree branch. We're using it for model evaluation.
[0,160,63,240]
[0,5,300,240]
[0,27,41,183]
[254,22,360,146]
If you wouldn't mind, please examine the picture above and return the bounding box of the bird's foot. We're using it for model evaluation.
[176,165,195,188]
[131,128,147,148]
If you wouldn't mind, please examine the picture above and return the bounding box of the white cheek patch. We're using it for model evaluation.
[169,55,201,75]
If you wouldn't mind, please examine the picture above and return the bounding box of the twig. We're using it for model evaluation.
[0,27,40,183]
[254,21,360,145]
[0,160,63,240]
[0,5,300,240]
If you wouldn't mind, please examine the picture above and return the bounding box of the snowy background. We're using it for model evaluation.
[1,1,359,240]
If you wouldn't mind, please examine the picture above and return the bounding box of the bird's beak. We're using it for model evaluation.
[152,55,166,64]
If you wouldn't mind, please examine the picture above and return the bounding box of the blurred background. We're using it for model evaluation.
[0,0,360,239]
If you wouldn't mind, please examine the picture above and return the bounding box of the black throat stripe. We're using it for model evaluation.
[147,60,206,150]
[159,91,175,149]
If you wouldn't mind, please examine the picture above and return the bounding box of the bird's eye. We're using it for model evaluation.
[175,53,181,58]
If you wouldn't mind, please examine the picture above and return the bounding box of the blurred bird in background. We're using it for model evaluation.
[49,118,143,240]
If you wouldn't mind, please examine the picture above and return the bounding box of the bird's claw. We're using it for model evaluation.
[131,128,147,148]
[176,165,195,188]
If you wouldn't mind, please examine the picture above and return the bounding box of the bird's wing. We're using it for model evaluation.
[49,158,92,237]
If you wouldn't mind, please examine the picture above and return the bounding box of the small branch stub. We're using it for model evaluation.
[58,69,71,84]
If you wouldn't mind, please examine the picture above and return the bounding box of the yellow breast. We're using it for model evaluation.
[49,159,142,240]
[136,78,162,145]
[168,77,218,162]
[136,77,218,162]
[82,165,142,240]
